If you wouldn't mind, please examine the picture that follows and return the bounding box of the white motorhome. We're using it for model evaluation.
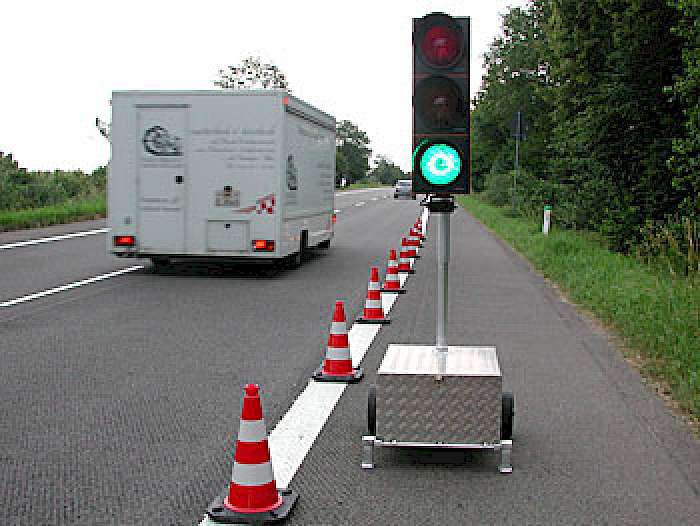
[108,90,335,269]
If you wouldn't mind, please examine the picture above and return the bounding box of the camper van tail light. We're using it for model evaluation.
[332,213,337,224]
[114,235,135,247]
[253,239,275,252]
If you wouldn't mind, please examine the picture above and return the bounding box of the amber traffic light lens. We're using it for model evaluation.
[415,76,464,129]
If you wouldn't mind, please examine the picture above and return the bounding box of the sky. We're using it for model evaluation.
[0,0,527,173]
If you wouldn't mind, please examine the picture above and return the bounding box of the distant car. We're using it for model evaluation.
[394,179,415,199]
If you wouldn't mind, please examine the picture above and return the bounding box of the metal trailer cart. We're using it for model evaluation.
[361,196,514,474]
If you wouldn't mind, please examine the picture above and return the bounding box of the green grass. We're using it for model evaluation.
[0,194,106,232]
[457,195,700,420]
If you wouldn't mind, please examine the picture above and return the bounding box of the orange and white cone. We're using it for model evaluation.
[405,233,419,259]
[356,267,391,324]
[416,218,426,240]
[381,249,406,294]
[397,239,415,274]
[414,221,425,243]
[408,228,422,258]
[313,301,363,382]
[206,384,298,524]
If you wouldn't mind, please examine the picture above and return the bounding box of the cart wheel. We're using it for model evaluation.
[368,385,377,436]
[501,392,514,440]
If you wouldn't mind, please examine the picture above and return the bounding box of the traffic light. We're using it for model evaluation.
[412,13,470,194]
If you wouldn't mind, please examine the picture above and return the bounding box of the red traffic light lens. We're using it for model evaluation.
[415,77,464,129]
[420,19,463,68]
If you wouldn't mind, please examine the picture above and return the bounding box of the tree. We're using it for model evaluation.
[546,0,684,249]
[668,0,700,220]
[215,56,289,91]
[471,3,553,194]
[370,155,405,185]
[335,120,371,184]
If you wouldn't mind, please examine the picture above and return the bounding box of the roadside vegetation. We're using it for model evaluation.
[457,195,699,427]
[469,0,700,428]
[0,152,105,232]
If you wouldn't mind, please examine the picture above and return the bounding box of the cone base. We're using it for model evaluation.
[312,366,364,383]
[356,315,391,325]
[380,287,406,294]
[398,269,416,275]
[207,488,298,524]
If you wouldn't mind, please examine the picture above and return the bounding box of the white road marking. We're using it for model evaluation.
[334,209,341,214]
[335,188,388,197]
[197,212,429,524]
[0,266,143,308]
[0,228,108,251]
[354,201,366,207]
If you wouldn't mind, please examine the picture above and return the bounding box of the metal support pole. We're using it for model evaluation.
[436,209,450,354]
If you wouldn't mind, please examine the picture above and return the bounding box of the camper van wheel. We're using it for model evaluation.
[285,251,302,269]
[150,257,170,272]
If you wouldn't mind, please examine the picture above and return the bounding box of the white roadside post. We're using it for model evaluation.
[543,204,552,235]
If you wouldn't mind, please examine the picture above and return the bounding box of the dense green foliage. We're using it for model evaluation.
[458,195,699,421]
[0,152,105,212]
[472,0,699,256]
[335,120,372,184]
[369,155,406,185]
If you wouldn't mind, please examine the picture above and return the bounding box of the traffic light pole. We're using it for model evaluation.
[426,195,456,358]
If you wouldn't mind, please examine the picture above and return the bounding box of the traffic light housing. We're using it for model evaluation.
[412,13,470,194]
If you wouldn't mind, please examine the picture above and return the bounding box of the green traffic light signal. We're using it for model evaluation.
[414,143,462,186]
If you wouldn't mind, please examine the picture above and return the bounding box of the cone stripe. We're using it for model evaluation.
[365,299,382,308]
[325,346,352,361]
[236,419,267,443]
[240,398,263,421]
[368,281,380,291]
[330,321,347,334]
[323,359,354,375]
[328,333,349,348]
[232,459,275,486]
[235,440,272,464]
[226,481,282,513]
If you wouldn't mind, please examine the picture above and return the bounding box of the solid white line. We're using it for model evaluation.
[198,283,405,525]
[354,201,366,207]
[0,228,109,251]
[197,218,421,525]
[0,266,143,308]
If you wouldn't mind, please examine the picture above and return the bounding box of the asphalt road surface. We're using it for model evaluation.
[2,187,699,525]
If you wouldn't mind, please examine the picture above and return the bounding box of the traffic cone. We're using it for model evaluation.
[417,218,425,240]
[356,267,391,324]
[313,301,363,382]
[381,249,406,294]
[405,233,420,259]
[414,222,425,243]
[206,384,298,524]
[408,228,422,258]
[397,239,415,274]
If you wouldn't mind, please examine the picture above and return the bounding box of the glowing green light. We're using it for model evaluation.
[418,143,461,185]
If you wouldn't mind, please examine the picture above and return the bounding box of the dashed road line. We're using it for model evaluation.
[354,201,366,207]
[0,228,109,251]
[0,266,144,308]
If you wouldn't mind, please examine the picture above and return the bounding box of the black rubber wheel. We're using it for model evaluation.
[284,251,302,269]
[317,239,331,249]
[368,385,377,436]
[150,257,169,273]
[501,392,514,440]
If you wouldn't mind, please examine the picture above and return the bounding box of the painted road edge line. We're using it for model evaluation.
[0,228,109,251]
[198,209,428,525]
[0,266,144,308]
